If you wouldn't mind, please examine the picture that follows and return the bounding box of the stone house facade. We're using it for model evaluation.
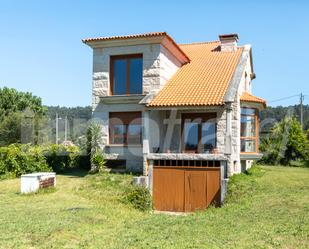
[83,32,266,179]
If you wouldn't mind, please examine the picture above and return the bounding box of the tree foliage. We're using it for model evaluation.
[0,87,46,145]
[259,117,309,165]
[0,87,46,120]
[260,104,309,131]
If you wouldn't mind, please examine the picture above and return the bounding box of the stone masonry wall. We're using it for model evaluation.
[91,43,182,172]
[227,54,253,175]
[92,44,161,111]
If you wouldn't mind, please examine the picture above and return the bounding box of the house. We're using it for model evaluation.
[83,32,266,212]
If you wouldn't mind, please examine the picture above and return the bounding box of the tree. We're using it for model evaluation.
[0,112,22,146]
[0,87,46,120]
[260,117,309,165]
[0,87,46,145]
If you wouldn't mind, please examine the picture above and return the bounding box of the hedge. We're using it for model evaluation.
[0,144,90,178]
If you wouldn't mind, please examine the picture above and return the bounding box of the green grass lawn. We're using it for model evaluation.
[0,166,308,249]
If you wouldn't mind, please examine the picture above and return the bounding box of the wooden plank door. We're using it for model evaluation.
[206,169,221,207]
[153,167,185,212]
[185,170,207,212]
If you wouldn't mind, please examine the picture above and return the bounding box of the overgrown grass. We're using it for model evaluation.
[0,166,308,248]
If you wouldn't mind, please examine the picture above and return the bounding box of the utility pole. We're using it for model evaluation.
[64,116,68,141]
[56,113,59,144]
[300,93,304,129]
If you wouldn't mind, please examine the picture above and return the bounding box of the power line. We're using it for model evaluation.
[268,94,300,103]
[300,93,304,129]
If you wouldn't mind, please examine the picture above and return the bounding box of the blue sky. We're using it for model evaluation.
[0,0,308,107]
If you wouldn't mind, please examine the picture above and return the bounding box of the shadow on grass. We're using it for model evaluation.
[59,168,89,178]
[107,168,141,176]
[58,167,141,178]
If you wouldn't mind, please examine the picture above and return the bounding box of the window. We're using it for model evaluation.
[182,113,216,153]
[110,54,143,95]
[240,108,258,153]
[201,121,216,152]
[109,112,142,145]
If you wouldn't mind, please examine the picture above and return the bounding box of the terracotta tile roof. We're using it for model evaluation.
[148,41,243,107]
[240,92,266,107]
[82,32,190,63]
[82,31,167,43]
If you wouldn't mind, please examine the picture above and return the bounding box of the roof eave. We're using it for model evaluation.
[224,45,251,103]
[146,103,224,110]
[82,32,190,64]
[241,100,267,110]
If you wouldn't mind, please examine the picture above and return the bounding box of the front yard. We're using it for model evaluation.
[0,166,308,249]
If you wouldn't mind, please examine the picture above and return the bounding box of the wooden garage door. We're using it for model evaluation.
[153,167,220,212]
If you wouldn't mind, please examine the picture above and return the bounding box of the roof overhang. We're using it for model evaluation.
[145,104,224,111]
[240,92,267,110]
[82,32,190,65]
[240,101,266,111]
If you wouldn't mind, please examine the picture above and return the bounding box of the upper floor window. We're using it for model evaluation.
[240,108,258,153]
[110,54,143,95]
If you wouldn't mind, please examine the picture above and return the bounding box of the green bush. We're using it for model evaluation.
[90,150,106,173]
[125,185,152,211]
[0,144,50,177]
[0,143,90,178]
[44,144,81,172]
[85,122,105,173]
[259,117,309,166]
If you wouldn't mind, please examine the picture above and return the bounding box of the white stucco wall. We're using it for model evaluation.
[159,45,182,89]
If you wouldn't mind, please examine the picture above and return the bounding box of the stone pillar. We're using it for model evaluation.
[148,159,154,193]
[225,102,232,154]
[225,102,233,176]
[143,111,150,175]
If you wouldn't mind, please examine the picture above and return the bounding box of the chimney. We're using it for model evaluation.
[219,34,239,52]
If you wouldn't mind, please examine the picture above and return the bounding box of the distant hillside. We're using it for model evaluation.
[260,104,309,132]
[46,106,92,143]
[46,106,92,120]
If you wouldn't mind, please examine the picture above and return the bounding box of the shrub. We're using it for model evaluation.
[0,143,90,178]
[259,117,309,165]
[44,144,80,172]
[125,185,152,211]
[90,150,106,173]
[85,122,105,173]
[0,144,50,177]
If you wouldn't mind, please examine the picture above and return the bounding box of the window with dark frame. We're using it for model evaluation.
[109,112,142,145]
[110,54,143,95]
[181,113,217,153]
[240,108,258,153]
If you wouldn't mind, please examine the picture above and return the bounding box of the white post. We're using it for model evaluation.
[56,113,59,145]
[64,116,68,141]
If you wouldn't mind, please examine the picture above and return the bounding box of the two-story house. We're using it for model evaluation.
[83,32,266,212]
